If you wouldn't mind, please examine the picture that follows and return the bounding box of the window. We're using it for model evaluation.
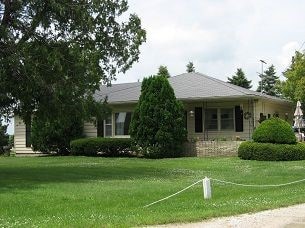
[104,115,112,137]
[115,112,132,135]
[205,109,218,130]
[195,107,203,132]
[220,108,234,130]
[25,122,31,148]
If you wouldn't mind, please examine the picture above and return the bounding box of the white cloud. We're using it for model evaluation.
[277,42,300,70]
[117,0,305,90]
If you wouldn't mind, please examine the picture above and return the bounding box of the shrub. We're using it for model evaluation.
[129,75,187,159]
[70,137,133,157]
[0,119,9,155]
[238,141,305,161]
[252,117,296,144]
[31,115,83,155]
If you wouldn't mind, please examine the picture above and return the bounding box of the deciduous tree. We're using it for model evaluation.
[0,1,146,122]
[281,51,305,102]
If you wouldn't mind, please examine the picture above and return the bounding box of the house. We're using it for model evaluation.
[14,72,294,155]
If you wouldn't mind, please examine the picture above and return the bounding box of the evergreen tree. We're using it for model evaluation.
[257,65,280,96]
[129,75,187,158]
[186,61,195,73]
[227,68,252,89]
[157,65,170,78]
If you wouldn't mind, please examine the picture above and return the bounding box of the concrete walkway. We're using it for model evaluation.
[152,203,305,228]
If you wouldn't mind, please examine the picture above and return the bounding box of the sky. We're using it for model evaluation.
[4,0,305,135]
[115,0,305,87]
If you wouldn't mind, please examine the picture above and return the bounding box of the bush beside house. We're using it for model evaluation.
[129,75,187,158]
[238,118,305,161]
[70,138,133,157]
[252,117,296,144]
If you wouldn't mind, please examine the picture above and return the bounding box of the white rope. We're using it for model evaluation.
[143,177,305,208]
[211,178,305,187]
[143,179,202,208]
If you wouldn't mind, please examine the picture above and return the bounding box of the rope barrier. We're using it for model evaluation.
[211,178,305,187]
[143,177,305,208]
[143,179,202,208]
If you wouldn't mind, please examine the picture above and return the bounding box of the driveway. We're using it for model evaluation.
[151,203,305,228]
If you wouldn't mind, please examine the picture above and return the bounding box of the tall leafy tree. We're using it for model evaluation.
[130,75,187,158]
[0,1,146,122]
[281,51,305,102]
[257,65,280,96]
[186,61,195,73]
[227,68,252,89]
[157,65,170,78]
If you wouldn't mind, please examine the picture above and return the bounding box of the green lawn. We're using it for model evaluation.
[1,156,305,227]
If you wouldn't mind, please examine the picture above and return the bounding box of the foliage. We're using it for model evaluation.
[257,65,280,96]
[238,141,305,161]
[252,118,296,144]
[0,119,9,154]
[8,135,14,148]
[186,61,195,73]
[70,137,133,157]
[157,65,170,78]
[2,157,305,226]
[31,89,111,154]
[129,75,187,158]
[281,51,305,102]
[227,68,252,89]
[0,1,146,125]
[31,113,83,155]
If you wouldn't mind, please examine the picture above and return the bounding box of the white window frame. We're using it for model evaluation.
[104,115,113,137]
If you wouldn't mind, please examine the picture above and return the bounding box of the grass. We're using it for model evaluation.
[0,156,305,227]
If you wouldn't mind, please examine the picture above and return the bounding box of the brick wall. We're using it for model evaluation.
[183,140,242,157]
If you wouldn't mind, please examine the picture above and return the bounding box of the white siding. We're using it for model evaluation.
[254,99,294,127]
[185,99,254,141]
[83,121,97,137]
[14,116,36,154]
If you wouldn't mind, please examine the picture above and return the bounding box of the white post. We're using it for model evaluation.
[203,177,212,199]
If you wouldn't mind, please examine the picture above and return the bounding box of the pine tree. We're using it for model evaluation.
[227,68,252,89]
[186,61,195,73]
[157,65,170,78]
[257,65,280,96]
[129,75,187,158]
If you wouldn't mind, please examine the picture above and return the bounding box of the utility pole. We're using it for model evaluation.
[259,60,267,94]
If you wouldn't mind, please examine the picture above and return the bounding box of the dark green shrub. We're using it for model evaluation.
[129,75,187,159]
[31,115,83,155]
[238,141,305,161]
[70,137,133,157]
[0,119,9,155]
[252,118,296,144]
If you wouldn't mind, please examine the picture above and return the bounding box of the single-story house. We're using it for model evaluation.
[14,72,294,155]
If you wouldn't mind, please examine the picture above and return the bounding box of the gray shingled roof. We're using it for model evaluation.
[94,72,290,104]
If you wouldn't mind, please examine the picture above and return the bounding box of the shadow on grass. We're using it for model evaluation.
[0,156,176,192]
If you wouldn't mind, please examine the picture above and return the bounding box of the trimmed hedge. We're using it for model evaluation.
[252,117,296,144]
[238,141,305,161]
[70,138,133,157]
